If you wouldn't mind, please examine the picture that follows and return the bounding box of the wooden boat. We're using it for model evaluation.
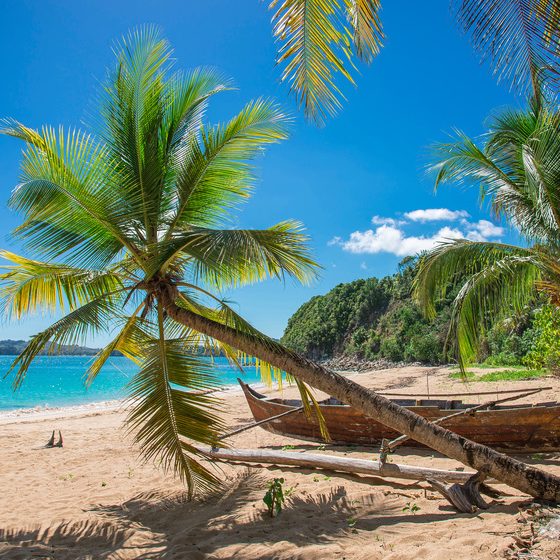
[238,379,560,453]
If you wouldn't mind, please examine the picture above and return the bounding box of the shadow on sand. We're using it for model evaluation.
[0,469,527,559]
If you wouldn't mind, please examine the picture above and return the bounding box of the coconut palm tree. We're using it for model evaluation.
[414,102,560,372]
[3,27,560,500]
[266,0,560,122]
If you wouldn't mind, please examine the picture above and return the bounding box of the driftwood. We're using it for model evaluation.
[428,472,490,513]
[44,430,63,448]
[198,446,476,483]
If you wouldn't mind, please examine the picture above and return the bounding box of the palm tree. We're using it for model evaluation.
[415,102,560,373]
[2,27,560,500]
[266,0,560,122]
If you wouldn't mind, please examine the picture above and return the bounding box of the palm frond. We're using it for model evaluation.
[0,251,123,318]
[126,305,224,496]
[270,0,353,124]
[269,0,384,123]
[168,98,289,232]
[152,221,319,288]
[414,240,540,370]
[414,239,534,319]
[452,0,560,98]
[346,0,383,63]
[1,120,136,267]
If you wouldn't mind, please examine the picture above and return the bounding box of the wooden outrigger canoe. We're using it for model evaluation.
[238,379,560,453]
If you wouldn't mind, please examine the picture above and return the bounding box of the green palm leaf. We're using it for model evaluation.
[126,307,225,496]
[452,0,560,99]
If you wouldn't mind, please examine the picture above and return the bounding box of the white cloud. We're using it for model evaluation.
[371,215,399,226]
[330,212,504,257]
[404,208,470,222]
[360,261,368,270]
[336,224,464,257]
[466,219,504,240]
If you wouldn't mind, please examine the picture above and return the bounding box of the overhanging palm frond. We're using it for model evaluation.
[269,0,383,124]
[414,239,540,370]
[346,0,383,63]
[452,0,560,99]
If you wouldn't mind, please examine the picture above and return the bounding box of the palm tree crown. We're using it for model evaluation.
[0,27,318,495]
[414,102,560,370]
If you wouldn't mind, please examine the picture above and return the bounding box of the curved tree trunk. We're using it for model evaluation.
[160,287,560,502]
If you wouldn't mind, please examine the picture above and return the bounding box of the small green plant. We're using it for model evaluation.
[282,445,295,451]
[402,502,420,514]
[323,475,331,481]
[284,484,298,497]
[531,453,545,461]
[313,475,320,482]
[127,467,135,479]
[316,444,326,451]
[263,478,285,518]
[347,516,357,527]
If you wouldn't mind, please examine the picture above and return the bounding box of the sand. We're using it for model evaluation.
[1,365,560,559]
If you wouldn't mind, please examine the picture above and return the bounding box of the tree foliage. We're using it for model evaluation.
[0,27,319,497]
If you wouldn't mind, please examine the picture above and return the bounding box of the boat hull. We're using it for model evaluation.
[239,381,560,453]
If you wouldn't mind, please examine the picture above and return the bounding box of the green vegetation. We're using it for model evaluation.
[414,101,560,373]
[282,258,452,363]
[282,257,555,366]
[449,369,549,382]
[263,478,285,517]
[402,502,420,514]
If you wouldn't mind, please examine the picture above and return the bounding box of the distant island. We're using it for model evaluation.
[0,340,119,356]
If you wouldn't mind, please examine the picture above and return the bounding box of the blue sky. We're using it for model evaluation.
[0,1,524,343]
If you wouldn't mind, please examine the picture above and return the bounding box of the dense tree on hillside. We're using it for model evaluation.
[282,257,544,365]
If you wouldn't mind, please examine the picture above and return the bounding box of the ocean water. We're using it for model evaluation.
[0,355,264,412]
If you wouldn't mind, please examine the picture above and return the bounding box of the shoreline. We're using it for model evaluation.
[0,380,264,425]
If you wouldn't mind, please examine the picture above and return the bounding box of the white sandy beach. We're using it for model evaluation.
[1,365,560,559]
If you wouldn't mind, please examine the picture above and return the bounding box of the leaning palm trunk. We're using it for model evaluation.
[160,285,560,501]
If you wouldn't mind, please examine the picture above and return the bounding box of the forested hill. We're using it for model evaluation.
[0,340,105,356]
[281,258,545,366]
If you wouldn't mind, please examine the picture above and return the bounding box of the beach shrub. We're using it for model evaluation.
[523,305,560,373]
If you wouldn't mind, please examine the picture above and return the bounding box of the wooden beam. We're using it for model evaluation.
[196,446,476,483]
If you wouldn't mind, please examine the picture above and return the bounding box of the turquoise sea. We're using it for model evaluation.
[0,355,264,412]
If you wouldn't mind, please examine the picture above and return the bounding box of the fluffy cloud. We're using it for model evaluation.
[404,208,470,222]
[371,215,400,226]
[466,220,504,241]
[336,225,464,256]
[330,210,504,257]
